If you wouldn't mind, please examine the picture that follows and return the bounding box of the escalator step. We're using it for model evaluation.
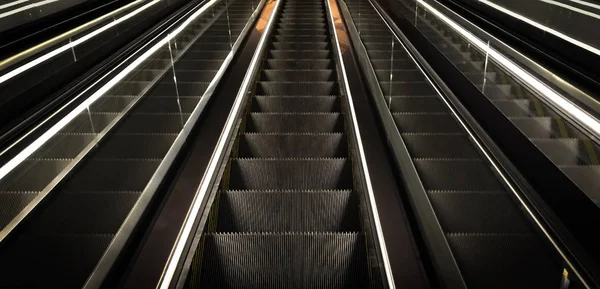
[375,69,425,81]
[25,192,141,234]
[413,159,504,190]
[533,138,593,165]
[199,233,369,289]
[269,50,330,59]
[252,96,340,112]
[266,59,332,69]
[277,23,327,30]
[256,82,338,95]
[61,159,161,191]
[402,133,479,158]
[0,192,37,229]
[274,35,328,42]
[427,190,530,233]
[134,96,202,114]
[117,113,190,134]
[262,69,334,81]
[446,233,561,289]
[93,134,177,159]
[229,159,352,190]
[35,133,96,159]
[493,99,536,117]
[379,81,434,95]
[390,96,447,113]
[1,159,72,191]
[367,50,409,60]
[239,133,347,157]
[393,113,462,133]
[511,117,575,138]
[272,42,329,50]
[370,59,415,70]
[245,113,344,133]
[216,190,359,231]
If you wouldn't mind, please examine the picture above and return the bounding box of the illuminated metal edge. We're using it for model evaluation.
[0,0,141,69]
[83,0,265,287]
[155,0,282,288]
[371,0,592,288]
[427,0,600,139]
[478,0,600,57]
[0,0,58,19]
[0,0,219,245]
[0,0,154,80]
[335,0,467,288]
[324,0,399,288]
[419,1,600,142]
[539,0,600,20]
[0,0,152,160]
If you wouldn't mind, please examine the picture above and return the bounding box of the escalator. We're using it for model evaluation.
[406,2,600,205]
[181,0,372,287]
[0,0,256,287]
[341,0,568,288]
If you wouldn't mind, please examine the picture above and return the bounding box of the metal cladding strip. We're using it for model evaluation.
[0,0,150,81]
[156,0,282,287]
[370,0,591,287]
[421,0,600,138]
[0,0,221,244]
[336,0,467,287]
[324,0,395,288]
[82,1,268,288]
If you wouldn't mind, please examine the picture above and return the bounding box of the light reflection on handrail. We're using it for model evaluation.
[0,0,154,82]
[419,0,600,140]
[478,0,600,57]
[0,0,221,190]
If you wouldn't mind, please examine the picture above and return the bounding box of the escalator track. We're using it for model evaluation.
[341,0,570,288]
[181,0,374,287]
[0,0,256,287]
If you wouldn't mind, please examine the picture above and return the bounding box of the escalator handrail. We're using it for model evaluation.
[344,0,594,287]
[0,0,147,78]
[417,0,600,143]
[156,0,281,287]
[337,0,467,287]
[325,0,397,287]
[83,0,268,288]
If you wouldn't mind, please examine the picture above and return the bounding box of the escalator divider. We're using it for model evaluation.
[367,0,594,286]
[0,0,228,247]
[324,0,399,287]
[335,0,466,287]
[155,0,282,287]
[342,0,592,287]
[82,0,268,287]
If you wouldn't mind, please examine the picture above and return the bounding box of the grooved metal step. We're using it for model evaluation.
[252,96,340,112]
[390,96,447,112]
[245,113,344,132]
[239,133,347,157]
[257,81,338,95]
[199,233,369,289]
[413,159,503,191]
[393,113,462,133]
[229,159,353,190]
[216,190,359,231]
[262,69,334,81]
